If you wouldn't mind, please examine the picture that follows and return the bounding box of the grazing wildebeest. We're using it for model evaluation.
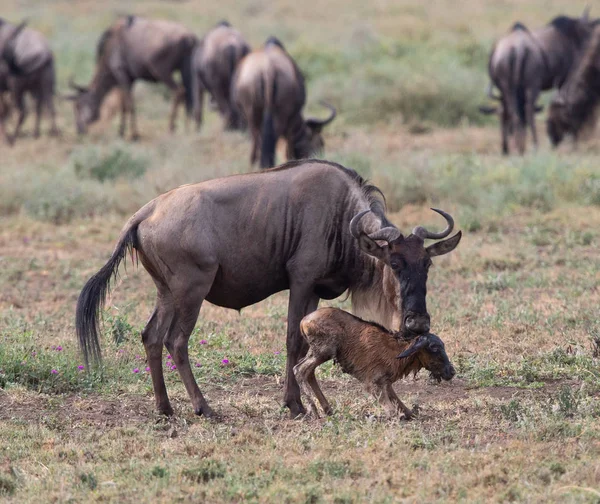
[76,160,461,418]
[67,15,197,139]
[546,25,600,146]
[231,37,336,168]
[481,12,596,154]
[296,308,455,418]
[192,21,250,130]
[0,19,59,144]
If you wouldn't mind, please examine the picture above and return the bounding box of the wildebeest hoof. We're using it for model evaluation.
[158,405,174,417]
[195,405,218,419]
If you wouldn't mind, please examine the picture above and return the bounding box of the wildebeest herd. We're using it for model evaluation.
[2,10,598,419]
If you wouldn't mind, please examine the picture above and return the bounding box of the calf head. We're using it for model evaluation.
[546,94,570,146]
[350,207,461,336]
[397,333,455,382]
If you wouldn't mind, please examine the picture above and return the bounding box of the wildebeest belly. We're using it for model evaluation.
[205,266,289,310]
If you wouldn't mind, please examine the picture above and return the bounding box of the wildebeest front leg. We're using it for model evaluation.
[527,89,539,149]
[33,94,43,139]
[169,87,185,133]
[501,101,510,155]
[285,287,319,418]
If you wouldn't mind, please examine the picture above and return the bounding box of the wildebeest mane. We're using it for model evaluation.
[96,28,113,62]
[265,159,386,210]
[511,22,529,32]
[549,16,587,44]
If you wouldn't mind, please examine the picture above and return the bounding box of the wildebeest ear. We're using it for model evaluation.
[479,105,498,115]
[426,231,462,257]
[397,336,427,359]
[357,235,388,262]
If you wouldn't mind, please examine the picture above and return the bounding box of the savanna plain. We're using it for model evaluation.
[1,0,600,502]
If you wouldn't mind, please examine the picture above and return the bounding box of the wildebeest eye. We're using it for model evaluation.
[429,346,439,353]
[390,261,399,269]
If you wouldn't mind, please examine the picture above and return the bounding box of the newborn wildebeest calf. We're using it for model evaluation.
[295,308,455,419]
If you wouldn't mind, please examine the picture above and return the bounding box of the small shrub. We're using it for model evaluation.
[0,474,16,496]
[181,460,226,483]
[72,144,147,183]
[79,472,97,491]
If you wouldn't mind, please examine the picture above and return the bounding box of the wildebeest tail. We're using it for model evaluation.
[75,203,154,367]
[181,35,198,115]
[514,47,529,126]
[260,69,277,168]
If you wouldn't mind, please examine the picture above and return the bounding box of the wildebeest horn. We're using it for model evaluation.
[306,102,337,128]
[486,81,501,101]
[349,209,371,239]
[349,209,402,243]
[412,208,454,240]
[69,76,87,93]
[582,5,590,20]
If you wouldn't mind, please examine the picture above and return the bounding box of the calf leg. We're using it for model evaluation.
[385,383,414,419]
[294,350,333,417]
[169,87,185,133]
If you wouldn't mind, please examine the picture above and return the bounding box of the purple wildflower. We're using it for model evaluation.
[118,349,124,354]
[51,369,58,375]
[166,355,172,360]
[274,351,281,355]
[135,355,141,360]
[133,368,140,374]
[31,351,37,357]
[200,340,207,345]
[221,358,229,365]
[195,362,202,368]
[145,367,150,372]
[78,365,85,371]
[55,346,63,352]
[170,364,177,371]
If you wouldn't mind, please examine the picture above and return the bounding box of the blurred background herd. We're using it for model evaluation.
[1,0,600,229]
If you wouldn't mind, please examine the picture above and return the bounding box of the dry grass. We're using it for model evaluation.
[1,0,600,502]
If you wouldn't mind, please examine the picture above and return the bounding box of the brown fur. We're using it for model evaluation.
[547,25,600,146]
[295,308,455,418]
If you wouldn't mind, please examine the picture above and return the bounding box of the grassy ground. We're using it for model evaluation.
[1,0,600,502]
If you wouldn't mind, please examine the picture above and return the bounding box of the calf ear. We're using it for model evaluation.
[397,337,427,359]
[358,235,388,262]
[426,231,461,258]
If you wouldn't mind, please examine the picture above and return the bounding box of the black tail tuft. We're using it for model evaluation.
[75,226,138,368]
[181,37,197,115]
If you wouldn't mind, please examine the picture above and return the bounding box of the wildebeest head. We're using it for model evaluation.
[546,94,570,146]
[350,208,461,336]
[288,102,337,159]
[67,77,100,135]
[397,333,455,382]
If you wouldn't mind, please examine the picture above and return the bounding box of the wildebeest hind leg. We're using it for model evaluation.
[163,266,218,418]
[284,286,319,418]
[33,94,43,139]
[142,294,175,416]
[526,89,538,149]
[169,87,184,132]
[10,88,27,143]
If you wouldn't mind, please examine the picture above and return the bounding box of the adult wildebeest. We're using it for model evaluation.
[76,160,461,418]
[546,25,600,146]
[231,37,336,168]
[481,12,596,154]
[192,21,250,130]
[0,19,59,144]
[67,15,197,140]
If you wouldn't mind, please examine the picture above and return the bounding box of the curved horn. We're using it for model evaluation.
[349,209,371,239]
[367,227,402,243]
[412,208,454,240]
[68,76,87,93]
[306,101,337,128]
